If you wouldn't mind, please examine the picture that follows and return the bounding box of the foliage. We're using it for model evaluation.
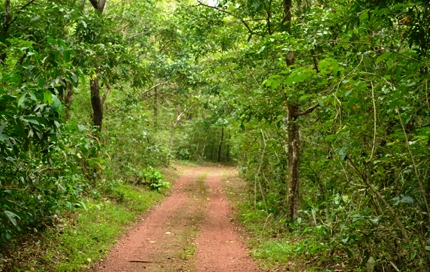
[140,166,170,192]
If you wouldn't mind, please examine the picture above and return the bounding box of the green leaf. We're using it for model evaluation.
[399,196,414,204]
[0,123,6,135]
[52,94,63,113]
[17,93,27,107]
[22,117,40,125]
[375,52,392,64]
[338,147,346,160]
[4,210,20,227]
[359,9,369,22]
[64,50,71,63]
[44,91,53,104]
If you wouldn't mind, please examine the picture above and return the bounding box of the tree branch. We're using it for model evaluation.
[296,103,319,117]
[1,0,39,44]
[196,0,254,34]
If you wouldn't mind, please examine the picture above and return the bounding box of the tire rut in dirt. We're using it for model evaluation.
[194,168,258,272]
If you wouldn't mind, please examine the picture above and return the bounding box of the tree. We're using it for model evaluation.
[87,0,107,130]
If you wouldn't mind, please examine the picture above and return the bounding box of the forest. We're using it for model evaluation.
[1,0,430,271]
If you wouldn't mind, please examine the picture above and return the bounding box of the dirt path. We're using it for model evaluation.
[91,166,258,272]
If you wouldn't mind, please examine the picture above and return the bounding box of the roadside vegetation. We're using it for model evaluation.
[0,164,185,271]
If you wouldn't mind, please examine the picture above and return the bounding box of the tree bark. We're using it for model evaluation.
[282,0,300,223]
[64,83,74,120]
[89,0,107,13]
[153,87,158,127]
[282,0,292,31]
[90,79,103,130]
[87,0,107,130]
[286,104,300,221]
[217,127,224,162]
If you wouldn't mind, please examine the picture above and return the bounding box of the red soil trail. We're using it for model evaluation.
[195,168,258,272]
[91,166,258,272]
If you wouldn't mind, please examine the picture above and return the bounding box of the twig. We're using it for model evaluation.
[129,260,163,263]
[390,261,400,272]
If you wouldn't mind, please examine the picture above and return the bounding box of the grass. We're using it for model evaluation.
[52,188,161,271]
[1,163,189,272]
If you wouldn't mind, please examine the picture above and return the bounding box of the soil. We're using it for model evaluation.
[90,166,259,272]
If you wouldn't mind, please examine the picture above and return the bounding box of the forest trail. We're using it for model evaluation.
[90,166,258,272]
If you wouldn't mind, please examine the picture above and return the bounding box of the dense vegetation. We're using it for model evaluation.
[1,0,429,270]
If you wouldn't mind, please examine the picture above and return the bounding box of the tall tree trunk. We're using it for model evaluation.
[153,87,158,127]
[282,0,292,32]
[217,127,224,163]
[87,0,108,130]
[286,104,300,221]
[283,0,300,222]
[90,79,103,130]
